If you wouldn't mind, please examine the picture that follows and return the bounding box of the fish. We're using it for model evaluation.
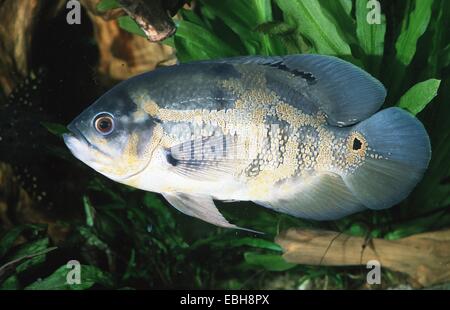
[63,54,431,230]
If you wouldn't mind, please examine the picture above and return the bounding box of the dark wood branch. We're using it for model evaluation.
[81,0,176,84]
[118,0,187,42]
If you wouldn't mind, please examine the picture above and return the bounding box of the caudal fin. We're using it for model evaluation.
[342,107,431,210]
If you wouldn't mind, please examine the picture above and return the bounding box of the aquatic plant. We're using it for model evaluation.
[0,0,449,289]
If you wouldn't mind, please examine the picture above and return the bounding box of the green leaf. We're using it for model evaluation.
[386,0,434,100]
[229,238,282,252]
[161,36,175,48]
[397,79,441,115]
[275,0,352,56]
[356,0,386,73]
[118,16,146,37]
[443,44,450,68]
[96,0,121,13]
[9,238,50,273]
[79,227,109,252]
[0,227,26,258]
[41,122,69,136]
[346,223,368,237]
[25,265,113,290]
[395,0,434,67]
[384,227,425,240]
[425,0,450,76]
[243,252,296,271]
[200,0,286,55]
[318,0,355,43]
[0,275,20,290]
[83,196,95,227]
[254,21,295,36]
[143,193,177,230]
[122,250,136,282]
[174,20,240,62]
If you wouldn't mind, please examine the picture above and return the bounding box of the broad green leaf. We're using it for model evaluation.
[0,226,26,258]
[255,21,295,36]
[180,8,208,29]
[174,20,240,62]
[386,0,434,100]
[201,0,285,55]
[356,0,386,73]
[442,44,450,68]
[318,0,355,44]
[88,178,126,204]
[425,0,450,76]
[96,0,120,13]
[398,78,450,214]
[229,238,282,252]
[395,0,434,66]
[397,79,441,115]
[255,21,304,54]
[83,196,95,227]
[41,122,69,136]
[323,0,352,16]
[122,249,136,282]
[161,36,175,48]
[243,252,296,271]
[0,275,20,290]
[9,238,50,273]
[118,16,146,38]
[346,223,368,237]
[385,223,429,240]
[275,0,352,56]
[143,193,177,230]
[79,227,109,252]
[25,265,113,290]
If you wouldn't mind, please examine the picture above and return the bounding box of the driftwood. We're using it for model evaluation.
[118,0,187,42]
[80,0,176,84]
[276,228,450,287]
[0,0,44,94]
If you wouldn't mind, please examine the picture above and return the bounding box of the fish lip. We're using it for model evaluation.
[64,123,110,157]
[64,125,91,148]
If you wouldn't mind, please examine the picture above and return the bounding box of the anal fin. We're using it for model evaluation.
[254,173,365,221]
[162,193,261,233]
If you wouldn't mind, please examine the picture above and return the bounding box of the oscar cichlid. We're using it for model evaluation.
[63,54,431,231]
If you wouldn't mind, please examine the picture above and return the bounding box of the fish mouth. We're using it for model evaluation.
[63,127,88,149]
[63,123,109,158]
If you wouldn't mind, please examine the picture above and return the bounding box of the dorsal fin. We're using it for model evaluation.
[201,54,387,126]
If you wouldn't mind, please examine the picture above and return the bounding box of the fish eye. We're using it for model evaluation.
[94,113,115,135]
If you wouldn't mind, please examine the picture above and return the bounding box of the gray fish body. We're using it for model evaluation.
[64,55,431,230]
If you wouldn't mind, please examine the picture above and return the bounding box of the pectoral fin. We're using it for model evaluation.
[164,134,247,181]
[162,193,260,233]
